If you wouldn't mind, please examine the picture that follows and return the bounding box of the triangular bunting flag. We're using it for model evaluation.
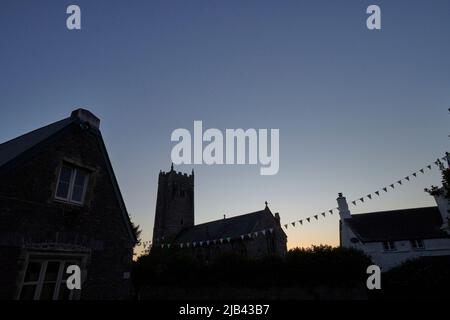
[367,194,372,199]
[180,243,184,248]
[284,224,288,229]
[291,222,296,227]
[240,235,245,240]
[405,176,410,181]
[321,212,326,217]
[269,228,274,233]
[193,242,197,247]
[254,232,258,237]
[306,218,311,223]
[329,210,333,214]
[352,201,356,206]
[227,237,231,242]
[187,243,190,248]
[420,169,424,173]
[161,244,165,249]
[206,241,210,246]
[375,191,380,196]
[412,172,417,177]
[314,215,318,220]
[199,241,203,246]
[390,184,395,189]
[427,165,432,170]
[247,233,252,238]
[360,198,364,203]
[262,230,266,235]
[219,238,224,244]
[397,180,402,185]
[383,187,387,192]
[299,220,303,225]
[167,244,171,249]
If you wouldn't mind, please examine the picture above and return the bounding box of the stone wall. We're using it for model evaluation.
[0,123,134,299]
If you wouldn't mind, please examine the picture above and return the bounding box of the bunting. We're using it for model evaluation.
[136,154,448,252]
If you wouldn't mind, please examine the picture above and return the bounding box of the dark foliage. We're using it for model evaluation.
[378,255,450,299]
[132,245,372,290]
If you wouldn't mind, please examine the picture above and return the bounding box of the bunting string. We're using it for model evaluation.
[135,153,449,253]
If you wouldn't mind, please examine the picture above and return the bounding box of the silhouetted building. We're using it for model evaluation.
[337,192,450,271]
[153,164,194,243]
[152,166,287,259]
[0,109,137,300]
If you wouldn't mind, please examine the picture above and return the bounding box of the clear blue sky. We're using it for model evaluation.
[1,0,450,248]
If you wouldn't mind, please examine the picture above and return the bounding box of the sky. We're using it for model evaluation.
[1,0,450,249]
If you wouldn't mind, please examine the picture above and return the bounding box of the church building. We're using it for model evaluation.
[152,166,287,259]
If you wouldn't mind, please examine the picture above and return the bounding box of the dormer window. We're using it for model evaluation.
[55,165,89,205]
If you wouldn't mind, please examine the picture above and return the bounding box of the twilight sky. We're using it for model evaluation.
[1,0,450,248]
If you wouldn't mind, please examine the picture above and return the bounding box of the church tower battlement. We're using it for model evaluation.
[152,164,194,243]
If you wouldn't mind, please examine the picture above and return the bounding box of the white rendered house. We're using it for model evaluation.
[337,192,450,271]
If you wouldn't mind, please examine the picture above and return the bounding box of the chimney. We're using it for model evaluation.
[432,189,450,234]
[71,108,100,130]
[337,193,352,220]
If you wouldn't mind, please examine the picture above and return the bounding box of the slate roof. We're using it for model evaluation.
[345,206,447,242]
[0,117,75,167]
[174,209,279,243]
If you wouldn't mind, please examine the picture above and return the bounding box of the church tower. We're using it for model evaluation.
[152,164,194,243]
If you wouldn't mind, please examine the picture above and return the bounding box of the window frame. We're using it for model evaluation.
[54,164,89,205]
[16,251,87,301]
[382,241,396,251]
[410,239,425,250]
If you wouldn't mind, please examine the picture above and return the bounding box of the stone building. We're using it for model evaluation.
[0,109,137,300]
[152,166,287,259]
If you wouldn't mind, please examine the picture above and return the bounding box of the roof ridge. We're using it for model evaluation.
[189,209,268,228]
[353,206,438,217]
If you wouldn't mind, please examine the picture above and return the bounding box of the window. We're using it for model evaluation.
[383,241,396,251]
[18,259,81,300]
[410,239,425,249]
[55,165,89,205]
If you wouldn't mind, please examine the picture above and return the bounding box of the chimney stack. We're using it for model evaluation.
[337,193,352,220]
[71,108,100,130]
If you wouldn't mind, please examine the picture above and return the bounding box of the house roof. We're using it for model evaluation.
[345,206,446,242]
[0,117,76,167]
[0,109,137,244]
[174,208,282,243]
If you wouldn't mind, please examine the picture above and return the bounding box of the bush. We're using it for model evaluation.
[132,245,372,290]
[380,255,450,299]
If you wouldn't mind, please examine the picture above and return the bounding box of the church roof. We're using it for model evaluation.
[345,206,447,242]
[174,208,282,243]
